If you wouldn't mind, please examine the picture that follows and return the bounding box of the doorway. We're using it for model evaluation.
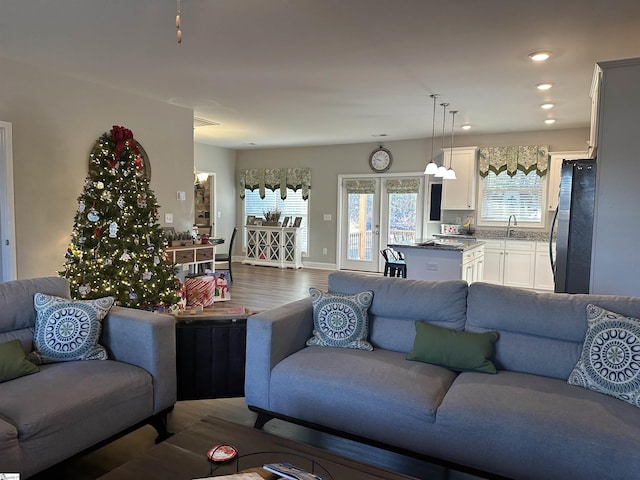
[0,121,17,281]
[338,174,425,273]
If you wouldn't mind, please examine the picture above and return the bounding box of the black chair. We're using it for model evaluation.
[215,227,238,281]
[380,248,407,278]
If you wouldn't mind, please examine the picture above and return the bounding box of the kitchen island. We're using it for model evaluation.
[387,239,485,283]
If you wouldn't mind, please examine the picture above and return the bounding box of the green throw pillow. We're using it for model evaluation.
[0,339,40,383]
[407,321,499,374]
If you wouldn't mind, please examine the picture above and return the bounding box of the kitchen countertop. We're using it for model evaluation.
[388,239,484,252]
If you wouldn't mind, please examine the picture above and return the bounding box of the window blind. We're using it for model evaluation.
[479,170,543,223]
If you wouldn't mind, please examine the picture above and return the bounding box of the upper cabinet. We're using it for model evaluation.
[547,151,587,212]
[441,146,478,210]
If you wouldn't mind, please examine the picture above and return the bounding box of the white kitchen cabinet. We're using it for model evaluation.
[481,240,504,285]
[503,241,535,289]
[547,151,587,212]
[462,244,484,284]
[441,146,478,210]
[534,241,555,291]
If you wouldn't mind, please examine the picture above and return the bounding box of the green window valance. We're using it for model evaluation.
[385,178,420,194]
[240,168,311,200]
[479,145,549,177]
[344,179,376,194]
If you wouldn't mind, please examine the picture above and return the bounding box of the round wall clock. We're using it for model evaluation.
[369,147,392,173]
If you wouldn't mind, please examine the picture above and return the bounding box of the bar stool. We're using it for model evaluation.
[380,248,407,278]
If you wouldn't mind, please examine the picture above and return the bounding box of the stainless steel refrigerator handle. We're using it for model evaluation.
[549,206,559,281]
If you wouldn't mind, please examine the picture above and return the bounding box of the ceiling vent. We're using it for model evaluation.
[193,117,220,128]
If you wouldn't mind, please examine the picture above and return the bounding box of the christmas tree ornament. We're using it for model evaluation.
[133,263,139,273]
[94,227,102,238]
[117,196,125,209]
[105,257,113,266]
[120,250,131,261]
[95,181,105,189]
[154,255,160,266]
[109,221,119,238]
[133,236,140,245]
[78,201,86,213]
[137,195,147,208]
[78,236,87,244]
[135,156,144,171]
[101,190,112,201]
[147,245,155,253]
[79,284,91,296]
[143,271,153,280]
[87,209,100,222]
[129,291,138,300]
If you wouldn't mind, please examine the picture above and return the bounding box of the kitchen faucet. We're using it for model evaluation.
[507,214,518,238]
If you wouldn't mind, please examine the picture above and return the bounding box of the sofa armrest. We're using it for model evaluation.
[245,298,313,410]
[101,306,176,414]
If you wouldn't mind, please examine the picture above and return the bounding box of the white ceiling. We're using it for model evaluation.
[2,0,640,149]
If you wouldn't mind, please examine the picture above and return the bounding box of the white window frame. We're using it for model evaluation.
[476,169,548,229]
[242,188,309,255]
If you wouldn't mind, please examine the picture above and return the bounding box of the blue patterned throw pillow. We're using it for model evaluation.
[28,293,114,365]
[568,304,640,407]
[306,288,374,351]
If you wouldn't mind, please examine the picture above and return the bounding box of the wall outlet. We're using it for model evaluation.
[177,191,186,201]
[164,213,173,224]
[323,214,332,221]
[322,248,328,255]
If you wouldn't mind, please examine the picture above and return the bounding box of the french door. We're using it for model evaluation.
[338,175,424,273]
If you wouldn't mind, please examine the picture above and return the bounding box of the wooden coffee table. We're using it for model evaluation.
[97,416,418,480]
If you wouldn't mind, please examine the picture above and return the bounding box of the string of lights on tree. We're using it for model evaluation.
[60,125,180,309]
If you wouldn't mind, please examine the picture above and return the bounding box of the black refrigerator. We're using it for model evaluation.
[550,159,597,294]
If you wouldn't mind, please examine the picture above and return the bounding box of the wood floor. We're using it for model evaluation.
[31,264,480,480]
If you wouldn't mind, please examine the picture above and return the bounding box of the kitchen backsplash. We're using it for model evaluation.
[473,228,554,241]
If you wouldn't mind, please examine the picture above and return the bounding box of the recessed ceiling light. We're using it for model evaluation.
[529,51,552,62]
[544,119,556,125]
[536,83,554,90]
[541,103,555,109]
[461,124,472,130]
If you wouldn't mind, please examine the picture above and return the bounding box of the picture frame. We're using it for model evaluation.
[293,216,302,227]
[282,216,290,227]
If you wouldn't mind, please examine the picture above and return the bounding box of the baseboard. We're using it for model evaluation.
[300,261,336,270]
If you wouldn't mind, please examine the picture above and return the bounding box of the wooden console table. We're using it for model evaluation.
[243,225,302,269]
[166,242,222,272]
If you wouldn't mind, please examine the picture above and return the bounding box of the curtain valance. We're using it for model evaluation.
[240,168,311,200]
[344,179,376,194]
[479,145,549,177]
[385,178,420,194]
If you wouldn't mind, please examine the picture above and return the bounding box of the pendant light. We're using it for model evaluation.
[443,110,458,180]
[434,102,449,178]
[424,94,439,175]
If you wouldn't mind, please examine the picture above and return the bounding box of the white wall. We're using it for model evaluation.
[0,57,195,279]
[194,143,237,255]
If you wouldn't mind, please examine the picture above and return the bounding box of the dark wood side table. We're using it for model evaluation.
[173,308,257,400]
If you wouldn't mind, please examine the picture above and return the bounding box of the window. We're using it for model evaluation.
[243,188,309,254]
[478,170,545,226]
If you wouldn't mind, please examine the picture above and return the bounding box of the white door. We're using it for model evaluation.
[0,121,17,281]
[340,178,381,272]
[339,176,424,273]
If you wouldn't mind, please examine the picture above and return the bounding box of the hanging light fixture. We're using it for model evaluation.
[443,110,458,180]
[176,0,182,43]
[434,102,449,178]
[424,94,439,175]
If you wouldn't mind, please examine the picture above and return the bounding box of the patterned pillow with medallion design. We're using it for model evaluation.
[28,293,114,365]
[568,304,640,407]
[306,288,374,351]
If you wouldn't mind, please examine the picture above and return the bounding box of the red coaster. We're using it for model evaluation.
[207,444,238,462]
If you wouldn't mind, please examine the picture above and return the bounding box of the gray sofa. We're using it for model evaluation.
[0,277,176,477]
[245,271,640,480]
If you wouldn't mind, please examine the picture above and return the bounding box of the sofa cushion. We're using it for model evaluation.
[29,293,114,365]
[568,304,640,407]
[306,288,374,351]
[269,346,457,443]
[436,370,640,479]
[0,339,39,382]
[0,359,153,476]
[466,282,640,380]
[0,418,19,473]
[407,321,499,373]
[327,272,468,353]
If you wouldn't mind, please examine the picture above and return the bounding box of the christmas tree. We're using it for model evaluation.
[61,125,180,309]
